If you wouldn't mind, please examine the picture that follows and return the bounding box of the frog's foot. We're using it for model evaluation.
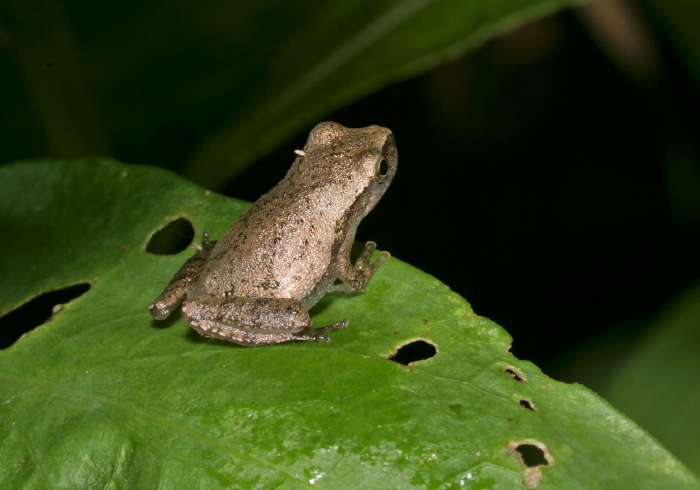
[311,319,349,333]
[285,319,349,343]
[357,241,390,274]
[334,241,390,293]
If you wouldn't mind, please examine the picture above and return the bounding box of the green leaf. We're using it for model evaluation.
[642,0,700,84]
[599,282,700,475]
[180,0,587,187]
[1,160,697,489]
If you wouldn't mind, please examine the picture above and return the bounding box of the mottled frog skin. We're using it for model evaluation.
[149,122,397,346]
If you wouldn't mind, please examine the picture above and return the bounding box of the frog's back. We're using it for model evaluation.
[191,185,349,302]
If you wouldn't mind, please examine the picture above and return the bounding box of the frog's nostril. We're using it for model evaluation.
[387,339,437,365]
[147,217,195,255]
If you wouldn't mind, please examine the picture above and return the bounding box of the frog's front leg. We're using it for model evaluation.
[181,298,348,346]
[333,240,390,293]
[149,236,217,320]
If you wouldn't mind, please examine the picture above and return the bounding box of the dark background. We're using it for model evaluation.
[224,11,700,378]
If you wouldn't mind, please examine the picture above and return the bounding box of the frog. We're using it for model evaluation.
[149,121,398,346]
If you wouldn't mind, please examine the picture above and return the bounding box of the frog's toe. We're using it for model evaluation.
[315,319,350,333]
[292,320,348,343]
[371,250,391,268]
[149,303,172,320]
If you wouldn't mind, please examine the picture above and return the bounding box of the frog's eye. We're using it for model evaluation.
[375,158,389,183]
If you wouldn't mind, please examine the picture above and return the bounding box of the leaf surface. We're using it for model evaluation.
[600,282,700,475]
[0,160,697,489]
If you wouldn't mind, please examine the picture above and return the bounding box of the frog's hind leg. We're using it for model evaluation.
[187,321,348,346]
[181,298,348,346]
[149,238,217,320]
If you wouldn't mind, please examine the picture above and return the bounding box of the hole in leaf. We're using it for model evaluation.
[147,218,195,255]
[0,283,91,349]
[388,340,436,365]
[516,444,548,467]
[504,366,526,383]
[519,399,536,411]
[509,441,553,468]
[508,440,555,488]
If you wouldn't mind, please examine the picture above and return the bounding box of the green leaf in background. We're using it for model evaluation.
[1,160,697,489]
[178,0,587,188]
[642,0,700,84]
[599,282,700,474]
[1,0,585,187]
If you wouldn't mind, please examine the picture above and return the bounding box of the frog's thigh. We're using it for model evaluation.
[181,297,310,333]
[181,297,325,346]
[187,321,331,346]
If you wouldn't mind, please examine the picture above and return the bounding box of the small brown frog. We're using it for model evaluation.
[149,121,397,346]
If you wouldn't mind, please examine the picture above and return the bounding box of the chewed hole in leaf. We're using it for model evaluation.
[387,339,437,365]
[0,283,91,349]
[517,443,548,466]
[509,440,554,468]
[519,398,536,411]
[508,440,555,489]
[147,217,195,255]
[508,439,554,488]
[504,365,526,383]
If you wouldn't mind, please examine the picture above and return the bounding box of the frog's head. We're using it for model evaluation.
[301,121,397,206]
